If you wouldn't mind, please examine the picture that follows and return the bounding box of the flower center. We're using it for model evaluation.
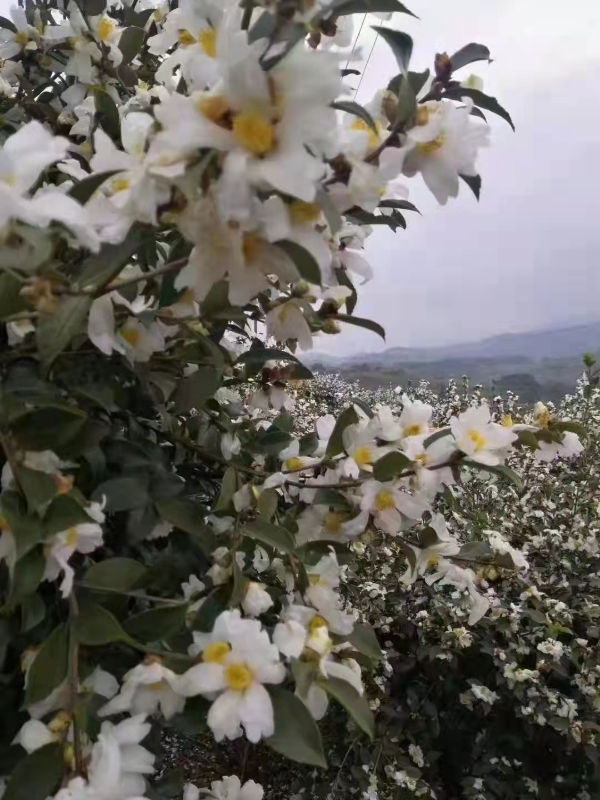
[148,680,166,691]
[197,94,230,124]
[416,135,445,154]
[289,201,321,225]
[468,430,486,451]
[308,614,328,633]
[375,489,395,511]
[501,415,514,428]
[427,554,439,567]
[65,527,79,548]
[203,641,231,664]
[285,456,304,472]
[403,423,422,437]
[225,662,254,691]
[350,118,381,150]
[97,18,115,42]
[242,233,262,263]
[178,28,196,46]
[15,31,29,46]
[324,511,343,535]
[121,327,140,347]
[353,445,373,468]
[233,111,275,157]
[110,177,130,194]
[198,27,216,57]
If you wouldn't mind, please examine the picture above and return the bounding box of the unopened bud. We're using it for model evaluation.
[434,52,452,81]
[21,278,57,314]
[381,90,399,124]
[322,318,341,335]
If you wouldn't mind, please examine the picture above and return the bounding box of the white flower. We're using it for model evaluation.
[266,300,313,351]
[296,505,367,545]
[221,431,241,460]
[185,775,263,800]
[13,715,69,754]
[400,519,460,584]
[0,121,99,250]
[360,479,430,534]
[535,431,583,462]
[304,552,356,635]
[241,582,273,617]
[485,529,528,570]
[177,610,285,742]
[43,522,104,597]
[471,684,499,704]
[341,420,387,477]
[401,433,456,495]
[252,545,270,574]
[425,559,490,625]
[398,396,433,439]
[450,404,517,466]
[99,659,186,720]
[537,639,564,660]
[118,317,166,363]
[409,743,425,768]
[0,7,39,60]
[402,100,490,204]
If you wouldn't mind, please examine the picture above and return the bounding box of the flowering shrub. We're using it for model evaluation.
[0,0,589,799]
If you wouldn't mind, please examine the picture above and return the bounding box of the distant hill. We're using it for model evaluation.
[308,322,600,403]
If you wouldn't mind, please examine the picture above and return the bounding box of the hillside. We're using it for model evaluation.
[308,322,600,402]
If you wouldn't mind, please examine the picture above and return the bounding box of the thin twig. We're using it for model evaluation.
[68,594,84,776]
[91,257,189,298]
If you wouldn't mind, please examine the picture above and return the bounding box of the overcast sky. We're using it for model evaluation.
[324,0,600,355]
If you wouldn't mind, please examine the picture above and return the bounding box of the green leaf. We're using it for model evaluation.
[346,623,383,662]
[124,604,187,643]
[258,488,279,521]
[174,366,221,413]
[76,604,130,646]
[0,272,28,320]
[155,497,215,555]
[423,428,452,448]
[229,556,247,608]
[517,429,541,451]
[462,460,524,492]
[11,405,87,451]
[336,313,386,341]
[552,420,588,439]
[242,519,296,554]
[235,347,302,367]
[456,541,493,562]
[117,63,138,88]
[0,492,43,558]
[449,43,491,73]
[76,228,142,291]
[292,660,317,699]
[24,623,69,706]
[93,476,149,512]
[316,186,343,235]
[80,0,106,14]
[37,296,92,368]
[214,467,240,513]
[275,240,321,285]
[95,90,120,139]
[13,466,57,516]
[299,431,319,456]
[84,558,147,592]
[326,406,359,457]
[2,743,64,800]
[331,100,378,133]
[192,584,229,631]
[44,495,95,537]
[334,0,417,18]
[444,87,515,130]
[0,15,17,32]
[21,593,46,632]
[267,686,327,768]
[119,26,145,64]
[312,488,352,510]
[459,173,482,201]
[376,27,413,76]
[378,199,420,214]
[317,676,375,739]
[254,428,293,455]
[373,451,412,481]
[11,546,45,602]
[67,171,119,204]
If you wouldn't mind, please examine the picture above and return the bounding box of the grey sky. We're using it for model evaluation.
[323,0,600,355]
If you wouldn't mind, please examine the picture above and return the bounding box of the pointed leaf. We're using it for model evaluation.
[445,87,515,130]
[242,519,296,554]
[275,240,321,285]
[459,173,482,200]
[68,171,119,204]
[84,558,147,591]
[119,26,145,64]
[267,686,327,768]
[376,27,413,76]
[331,100,378,133]
[317,676,375,739]
[37,295,92,368]
[347,623,383,662]
[336,313,386,341]
[449,43,491,73]
[373,450,412,481]
[2,743,64,800]
[124,604,187,643]
[24,623,69,706]
[174,366,221,413]
[462,460,524,492]
[334,0,417,18]
[326,405,359,457]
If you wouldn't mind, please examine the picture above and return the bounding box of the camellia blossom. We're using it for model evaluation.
[450,404,518,466]
[99,658,186,720]
[184,775,263,800]
[43,521,104,597]
[360,479,430,534]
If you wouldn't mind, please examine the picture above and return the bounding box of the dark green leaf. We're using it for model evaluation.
[229,556,247,608]
[192,584,229,631]
[174,366,221,413]
[331,100,378,133]
[312,488,352,510]
[373,451,412,482]
[423,428,452,448]
[124,604,187,643]
[462,460,524,492]
[376,27,413,76]
[92,475,148,512]
[267,686,327,768]
[444,87,515,130]
[242,519,296,554]
[299,431,319,456]
[317,676,375,739]
[13,466,57,516]
[214,467,240,513]
[336,313,385,341]
[0,272,28,320]
[84,558,147,591]
[11,405,87,451]
[117,63,138,88]
[255,428,293,455]
[275,240,321,285]
[68,171,118,204]
[346,623,383,662]
[2,743,64,800]
[378,199,421,214]
[119,26,145,64]
[155,497,214,555]
[0,15,17,32]
[456,541,493,562]
[37,296,92,368]
[326,406,359,457]
[334,268,357,315]
[459,173,482,200]
[43,495,94,537]
[95,90,120,139]
[258,488,279,521]
[449,43,491,73]
[76,228,142,291]
[517,429,541,451]
[21,593,46,632]
[0,492,43,558]
[80,0,106,13]
[552,420,588,439]
[11,546,45,602]
[334,0,417,18]
[76,604,130,646]
[24,624,69,706]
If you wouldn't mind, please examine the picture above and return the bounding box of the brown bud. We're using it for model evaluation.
[434,52,452,82]
[381,90,399,124]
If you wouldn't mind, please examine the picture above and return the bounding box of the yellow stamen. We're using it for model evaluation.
[242,233,262,263]
[324,511,343,536]
[353,445,373,468]
[286,456,305,472]
[416,135,445,154]
[427,554,439,567]
[65,527,79,548]
[203,641,231,664]
[468,430,486,451]
[233,111,275,157]
[501,415,514,428]
[289,200,322,225]
[198,27,216,58]
[121,327,140,347]
[350,118,381,150]
[15,31,29,46]
[97,18,115,42]
[110,177,130,194]
[197,94,230,123]
[403,423,422,437]
[148,681,166,691]
[178,29,196,46]
[48,711,71,734]
[375,489,396,511]
[225,662,254,691]
[308,614,328,633]
[415,106,431,126]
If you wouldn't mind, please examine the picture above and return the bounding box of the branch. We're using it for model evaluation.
[68,594,84,776]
